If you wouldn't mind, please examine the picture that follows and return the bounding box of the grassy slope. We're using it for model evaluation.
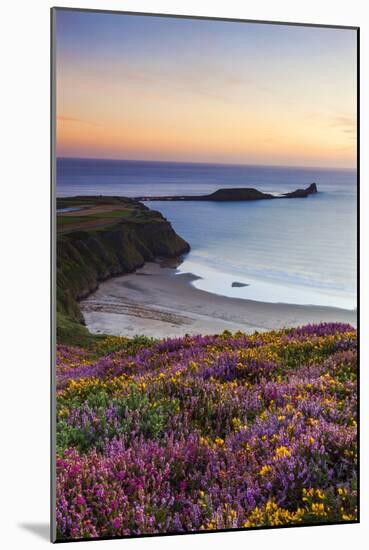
[55,324,357,538]
[56,196,190,345]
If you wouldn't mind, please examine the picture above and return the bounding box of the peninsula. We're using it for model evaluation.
[56,196,190,344]
[135,183,318,202]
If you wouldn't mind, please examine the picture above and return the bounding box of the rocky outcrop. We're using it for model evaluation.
[135,183,318,202]
[282,183,318,199]
[206,188,274,201]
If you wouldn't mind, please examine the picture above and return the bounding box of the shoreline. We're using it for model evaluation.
[80,262,356,338]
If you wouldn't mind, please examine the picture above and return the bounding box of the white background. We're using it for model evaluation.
[0,0,367,548]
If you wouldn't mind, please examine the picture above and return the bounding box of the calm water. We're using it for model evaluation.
[57,158,357,310]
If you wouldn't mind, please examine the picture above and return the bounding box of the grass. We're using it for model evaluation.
[57,207,164,234]
[56,312,103,347]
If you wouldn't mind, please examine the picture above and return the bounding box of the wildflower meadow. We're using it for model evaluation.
[56,323,357,540]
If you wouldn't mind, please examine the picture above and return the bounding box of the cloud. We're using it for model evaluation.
[304,112,356,138]
[118,69,153,84]
[106,61,272,105]
[329,115,356,134]
[57,116,99,126]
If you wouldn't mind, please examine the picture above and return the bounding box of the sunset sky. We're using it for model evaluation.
[55,9,357,168]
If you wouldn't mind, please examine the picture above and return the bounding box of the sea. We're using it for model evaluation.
[56,157,357,311]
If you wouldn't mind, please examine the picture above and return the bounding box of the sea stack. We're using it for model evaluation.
[282,183,318,198]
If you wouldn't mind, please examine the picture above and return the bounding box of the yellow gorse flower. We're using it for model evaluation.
[274,446,292,459]
[259,465,272,476]
[244,500,305,527]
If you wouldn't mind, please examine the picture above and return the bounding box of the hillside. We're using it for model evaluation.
[56,196,190,344]
[55,322,357,540]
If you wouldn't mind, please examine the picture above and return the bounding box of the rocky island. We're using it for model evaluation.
[135,183,318,202]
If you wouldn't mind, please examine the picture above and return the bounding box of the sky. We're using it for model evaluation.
[55,9,357,168]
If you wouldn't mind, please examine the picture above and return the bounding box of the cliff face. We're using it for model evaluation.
[56,197,190,341]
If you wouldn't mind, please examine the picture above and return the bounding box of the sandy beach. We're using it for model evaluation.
[80,262,356,338]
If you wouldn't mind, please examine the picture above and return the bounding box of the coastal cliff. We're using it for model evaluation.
[56,196,190,343]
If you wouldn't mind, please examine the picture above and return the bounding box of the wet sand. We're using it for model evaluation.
[80,262,356,338]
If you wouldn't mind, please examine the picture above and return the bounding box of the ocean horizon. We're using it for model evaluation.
[56,157,357,310]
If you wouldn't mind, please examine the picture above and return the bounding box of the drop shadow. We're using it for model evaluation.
[18,523,50,541]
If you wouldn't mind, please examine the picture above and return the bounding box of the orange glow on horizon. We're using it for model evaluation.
[56,109,356,168]
[55,14,357,169]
